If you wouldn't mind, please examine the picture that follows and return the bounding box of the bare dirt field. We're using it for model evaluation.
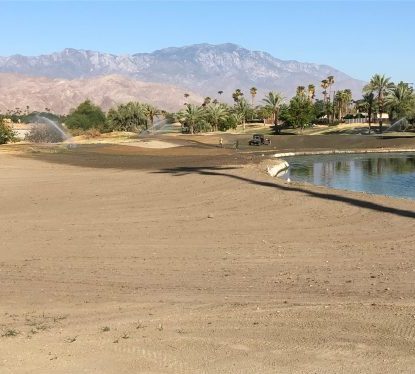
[1,135,415,373]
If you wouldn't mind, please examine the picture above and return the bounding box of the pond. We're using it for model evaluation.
[283,152,415,200]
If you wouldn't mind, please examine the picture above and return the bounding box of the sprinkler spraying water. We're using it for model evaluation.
[385,118,414,133]
[31,115,76,147]
[140,118,172,137]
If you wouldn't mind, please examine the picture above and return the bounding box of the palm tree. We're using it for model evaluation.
[202,97,212,107]
[335,90,353,120]
[206,104,228,132]
[296,86,306,97]
[361,92,375,134]
[142,104,161,130]
[321,79,329,102]
[232,89,244,103]
[343,89,353,115]
[320,79,330,123]
[107,102,147,132]
[364,74,394,133]
[234,98,250,131]
[179,104,204,134]
[334,90,349,120]
[326,76,335,123]
[262,91,285,134]
[218,90,224,96]
[327,76,335,98]
[385,81,414,122]
[184,93,190,105]
[250,87,258,107]
[307,84,316,101]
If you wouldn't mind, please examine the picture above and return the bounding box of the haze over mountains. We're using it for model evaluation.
[0,43,365,114]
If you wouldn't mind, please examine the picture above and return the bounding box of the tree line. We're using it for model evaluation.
[1,73,415,144]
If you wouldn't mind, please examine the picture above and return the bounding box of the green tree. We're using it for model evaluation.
[65,100,106,131]
[107,102,147,132]
[364,74,394,133]
[385,81,415,122]
[334,90,352,120]
[142,104,162,130]
[287,95,315,132]
[0,120,15,144]
[262,91,285,134]
[178,104,205,134]
[206,104,229,132]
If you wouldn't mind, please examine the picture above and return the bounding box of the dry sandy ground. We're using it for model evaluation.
[1,140,415,373]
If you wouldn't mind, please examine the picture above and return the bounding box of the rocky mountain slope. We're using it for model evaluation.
[0,43,365,100]
[0,74,202,114]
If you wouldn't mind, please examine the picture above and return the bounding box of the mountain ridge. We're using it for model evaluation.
[0,43,365,100]
[0,73,203,114]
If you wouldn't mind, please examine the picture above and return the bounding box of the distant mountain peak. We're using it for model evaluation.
[0,43,365,99]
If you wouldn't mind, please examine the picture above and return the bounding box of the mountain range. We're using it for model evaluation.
[0,43,365,114]
[0,74,202,114]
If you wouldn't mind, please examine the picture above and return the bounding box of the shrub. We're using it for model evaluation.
[0,121,16,144]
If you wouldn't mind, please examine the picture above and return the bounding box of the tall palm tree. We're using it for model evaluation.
[361,92,375,134]
[296,86,306,97]
[234,98,250,131]
[320,79,330,123]
[343,89,353,115]
[250,87,258,107]
[232,89,244,103]
[307,84,316,101]
[364,74,394,133]
[321,79,329,102]
[327,76,335,123]
[341,90,352,119]
[202,97,212,107]
[183,93,190,105]
[262,91,285,134]
[334,90,350,120]
[327,76,335,98]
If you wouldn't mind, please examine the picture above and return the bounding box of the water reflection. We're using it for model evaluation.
[286,153,415,199]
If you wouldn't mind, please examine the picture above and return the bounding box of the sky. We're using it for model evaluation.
[1,1,414,83]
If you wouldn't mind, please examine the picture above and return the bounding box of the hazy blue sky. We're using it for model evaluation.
[1,1,414,83]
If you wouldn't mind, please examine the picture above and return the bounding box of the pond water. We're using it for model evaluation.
[283,153,415,200]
